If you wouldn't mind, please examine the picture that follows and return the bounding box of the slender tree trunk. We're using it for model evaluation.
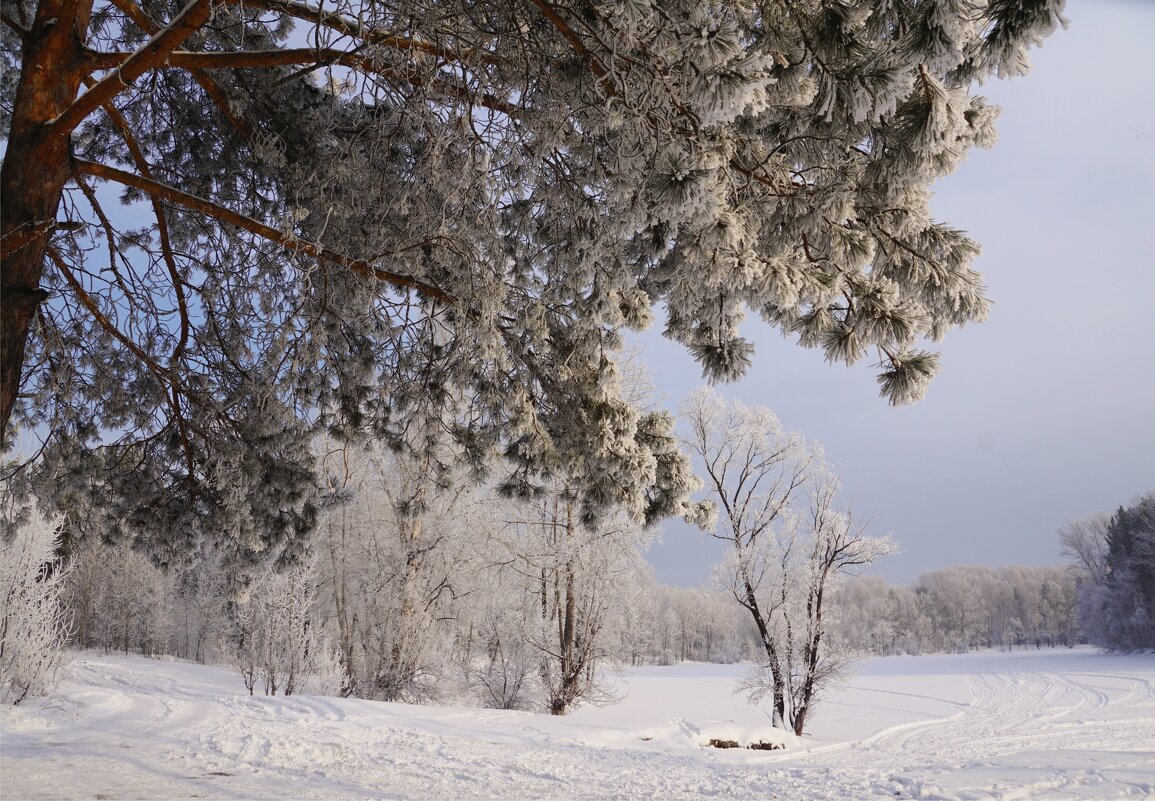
[742,579,786,727]
[328,517,357,695]
[736,550,787,726]
[551,563,577,715]
[549,499,580,716]
[385,514,422,698]
[0,0,95,443]
[783,596,796,726]
[793,584,826,736]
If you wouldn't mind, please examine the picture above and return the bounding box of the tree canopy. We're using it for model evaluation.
[1,0,1065,567]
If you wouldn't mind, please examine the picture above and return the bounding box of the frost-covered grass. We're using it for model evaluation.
[2,647,1153,800]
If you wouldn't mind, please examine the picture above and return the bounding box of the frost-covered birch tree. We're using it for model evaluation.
[2,0,1066,566]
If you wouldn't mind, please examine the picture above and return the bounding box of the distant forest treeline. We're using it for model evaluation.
[8,466,1150,714]
[62,537,1080,682]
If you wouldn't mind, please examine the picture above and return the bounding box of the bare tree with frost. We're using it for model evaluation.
[494,485,653,715]
[0,503,73,704]
[682,387,812,727]
[2,0,1066,566]
[231,561,338,696]
[1060,512,1111,588]
[768,471,896,735]
[684,388,894,734]
[1059,511,1112,645]
[316,435,492,701]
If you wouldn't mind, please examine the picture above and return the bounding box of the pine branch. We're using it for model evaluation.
[48,244,209,484]
[526,0,616,97]
[50,0,219,138]
[244,0,502,68]
[1,11,29,42]
[85,48,518,116]
[84,77,196,473]
[103,0,253,139]
[528,1,799,199]
[72,159,453,303]
[0,219,57,259]
[47,246,180,410]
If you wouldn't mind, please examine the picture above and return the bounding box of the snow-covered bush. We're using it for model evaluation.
[1,504,73,704]
[232,563,331,696]
[464,603,542,711]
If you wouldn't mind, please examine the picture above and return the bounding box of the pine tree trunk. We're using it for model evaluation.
[0,0,95,443]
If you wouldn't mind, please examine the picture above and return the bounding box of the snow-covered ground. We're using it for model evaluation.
[2,647,1153,800]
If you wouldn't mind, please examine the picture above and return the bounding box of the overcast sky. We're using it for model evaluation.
[638,0,1155,587]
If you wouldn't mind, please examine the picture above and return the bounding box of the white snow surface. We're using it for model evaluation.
[2,647,1153,800]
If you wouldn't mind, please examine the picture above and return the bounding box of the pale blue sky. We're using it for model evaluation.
[638,0,1155,587]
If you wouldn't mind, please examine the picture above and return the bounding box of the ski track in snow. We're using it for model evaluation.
[2,648,1153,800]
[781,655,1155,800]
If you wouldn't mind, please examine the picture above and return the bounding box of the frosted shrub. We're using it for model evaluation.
[306,638,346,697]
[232,564,326,696]
[1,505,72,704]
[466,606,542,711]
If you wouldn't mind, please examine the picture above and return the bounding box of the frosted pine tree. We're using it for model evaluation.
[1,0,1065,566]
[1100,494,1155,651]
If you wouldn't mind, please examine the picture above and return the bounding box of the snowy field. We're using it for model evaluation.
[2,647,1153,800]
